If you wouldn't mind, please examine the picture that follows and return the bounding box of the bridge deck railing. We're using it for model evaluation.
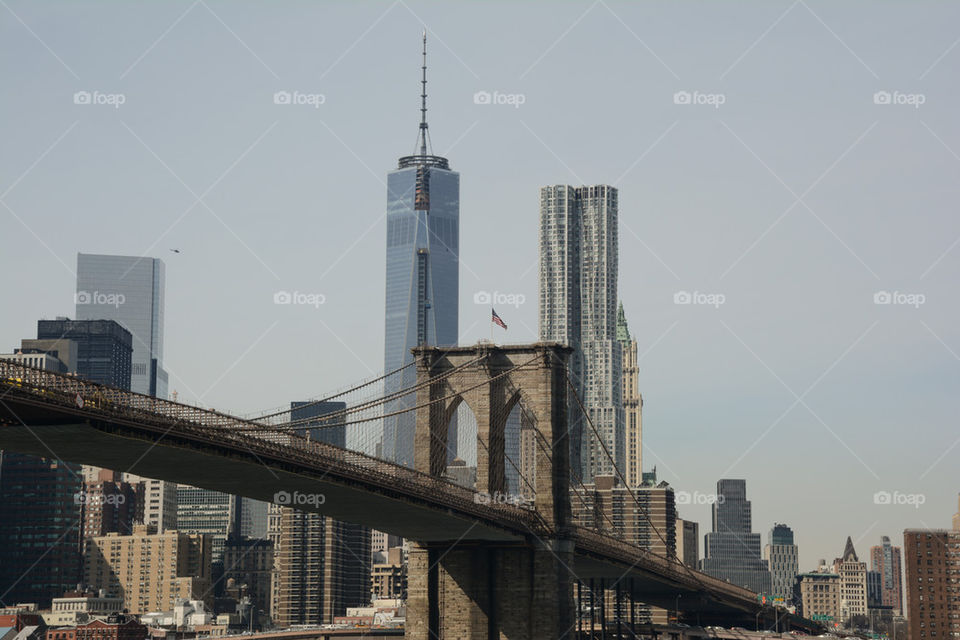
[572,527,759,603]
[0,359,544,533]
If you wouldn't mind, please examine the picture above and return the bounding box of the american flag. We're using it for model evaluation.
[491,308,508,330]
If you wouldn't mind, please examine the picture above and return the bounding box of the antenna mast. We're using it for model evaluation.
[419,30,429,156]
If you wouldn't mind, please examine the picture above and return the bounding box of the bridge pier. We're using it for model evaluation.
[406,540,575,640]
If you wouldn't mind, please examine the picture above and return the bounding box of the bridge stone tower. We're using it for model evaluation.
[407,342,575,640]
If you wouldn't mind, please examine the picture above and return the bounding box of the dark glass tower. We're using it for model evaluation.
[382,34,460,467]
[700,479,772,594]
[291,401,347,448]
[36,318,133,389]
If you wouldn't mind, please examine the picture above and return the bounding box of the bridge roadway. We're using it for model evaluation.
[0,361,819,630]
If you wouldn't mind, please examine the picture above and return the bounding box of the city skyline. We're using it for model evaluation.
[2,1,959,574]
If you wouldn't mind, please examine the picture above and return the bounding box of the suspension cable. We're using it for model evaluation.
[565,373,723,602]
[233,355,543,434]
[249,359,419,421]
[254,354,489,431]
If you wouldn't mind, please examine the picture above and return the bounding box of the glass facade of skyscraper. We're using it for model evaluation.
[700,479,772,595]
[382,160,460,467]
[290,400,347,448]
[75,253,167,397]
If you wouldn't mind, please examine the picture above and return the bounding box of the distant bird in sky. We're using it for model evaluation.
[170,248,180,254]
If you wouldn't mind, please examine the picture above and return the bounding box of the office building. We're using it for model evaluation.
[371,546,407,601]
[869,536,902,614]
[572,472,675,624]
[539,184,623,482]
[700,479,772,594]
[0,349,69,373]
[765,523,799,604]
[80,469,139,539]
[120,474,177,532]
[953,494,959,531]
[797,565,841,626]
[0,452,83,608]
[371,529,403,564]
[75,253,167,397]
[833,537,868,624]
[36,319,132,389]
[616,303,643,487]
[177,485,241,572]
[676,518,699,567]
[904,528,960,640]
[289,401,346,448]
[83,524,212,614]
[573,473,676,557]
[271,508,371,626]
[42,591,124,627]
[223,537,274,623]
[382,35,460,468]
[866,570,882,607]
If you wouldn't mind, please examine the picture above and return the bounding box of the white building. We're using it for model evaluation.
[539,184,623,482]
[834,537,868,623]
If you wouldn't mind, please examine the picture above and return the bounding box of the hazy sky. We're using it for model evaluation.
[2,1,959,571]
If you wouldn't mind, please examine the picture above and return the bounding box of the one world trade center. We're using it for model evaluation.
[381,33,459,467]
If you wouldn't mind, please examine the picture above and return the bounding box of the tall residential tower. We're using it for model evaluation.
[869,536,902,614]
[382,34,460,467]
[539,185,623,482]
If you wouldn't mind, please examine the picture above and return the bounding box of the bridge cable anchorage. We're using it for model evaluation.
[565,373,728,607]
[242,353,490,432]
[246,359,420,421]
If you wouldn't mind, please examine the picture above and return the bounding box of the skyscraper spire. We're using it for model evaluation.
[418,30,429,157]
[398,30,448,170]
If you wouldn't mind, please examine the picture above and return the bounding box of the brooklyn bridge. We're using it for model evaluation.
[0,343,819,639]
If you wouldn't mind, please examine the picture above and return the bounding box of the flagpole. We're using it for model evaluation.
[490,307,493,343]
